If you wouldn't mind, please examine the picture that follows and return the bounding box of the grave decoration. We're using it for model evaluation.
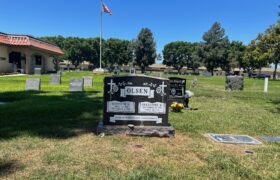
[225,76,244,90]
[97,75,175,137]
[26,78,41,91]
[170,102,184,112]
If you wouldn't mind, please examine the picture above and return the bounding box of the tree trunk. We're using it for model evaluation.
[141,67,145,74]
[177,68,181,75]
[55,59,59,72]
[273,62,278,80]
[140,63,145,74]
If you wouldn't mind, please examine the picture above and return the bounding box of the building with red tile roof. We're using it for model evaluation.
[0,32,63,74]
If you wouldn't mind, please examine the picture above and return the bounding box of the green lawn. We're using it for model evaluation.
[0,72,279,179]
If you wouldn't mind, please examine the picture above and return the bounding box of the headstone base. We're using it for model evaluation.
[97,122,175,137]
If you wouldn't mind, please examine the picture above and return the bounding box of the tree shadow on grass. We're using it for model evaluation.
[0,159,22,177]
[0,91,103,140]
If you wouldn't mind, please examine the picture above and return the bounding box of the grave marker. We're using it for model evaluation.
[50,74,61,85]
[113,63,120,75]
[83,76,93,87]
[208,134,262,145]
[129,68,136,75]
[69,78,84,92]
[261,136,280,143]
[225,76,244,90]
[98,75,175,137]
[26,78,41,91]
[203,71,212,77]
[34,68,42,75]
[168,77,186,104]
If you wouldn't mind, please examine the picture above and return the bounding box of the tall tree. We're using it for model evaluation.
[104,38,133,68]
[258,23,280,79]
[228,41,246,70]
[134,28,157,73]
[163,41,197,73]
[191,45,203,73]
[199,22,230,75]
[156,53,163,63]
[87,38,101,68]
[243,36,268,73]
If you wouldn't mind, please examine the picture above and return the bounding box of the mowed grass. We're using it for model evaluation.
[0,72,279,179]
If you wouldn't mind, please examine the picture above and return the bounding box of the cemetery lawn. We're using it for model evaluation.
[0,72,280,179]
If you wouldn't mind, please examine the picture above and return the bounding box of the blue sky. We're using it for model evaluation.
[0,0,279,53]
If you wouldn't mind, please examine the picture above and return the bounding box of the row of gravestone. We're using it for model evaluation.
[26,73,244,137]
[97,75,246,137]
[26,76,93,92]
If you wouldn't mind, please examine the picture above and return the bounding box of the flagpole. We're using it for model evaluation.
[99,0,103,69]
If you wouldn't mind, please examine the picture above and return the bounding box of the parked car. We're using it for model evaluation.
[249,72,270,79]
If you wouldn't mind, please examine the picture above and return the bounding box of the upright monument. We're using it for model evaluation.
[98,75,175,137]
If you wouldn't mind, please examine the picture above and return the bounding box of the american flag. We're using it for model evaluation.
[102,2,112,15]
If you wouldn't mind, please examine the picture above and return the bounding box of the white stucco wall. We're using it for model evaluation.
[0,44,56,74]
[0,45,13,73]
[46,57,55,71]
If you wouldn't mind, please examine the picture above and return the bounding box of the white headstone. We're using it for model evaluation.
[83,76,93,87]
[26,78,41,91]
[70,78,84,92]
[34,68,42,75]
[50,74,62,85]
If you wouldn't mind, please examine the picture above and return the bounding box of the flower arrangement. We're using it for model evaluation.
[170,102,184,112]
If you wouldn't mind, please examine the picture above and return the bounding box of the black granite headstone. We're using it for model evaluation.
[50,74,61,85]
[226,76,244,90]
[26,78,41,91]
[98,75,174,137]
[169,77,186,104]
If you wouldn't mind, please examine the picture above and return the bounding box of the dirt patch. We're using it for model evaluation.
[0,159,22,177]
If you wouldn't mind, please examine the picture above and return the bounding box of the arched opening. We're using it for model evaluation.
[9,52,26,73]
